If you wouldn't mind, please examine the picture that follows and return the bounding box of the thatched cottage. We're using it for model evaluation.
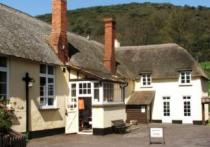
[0,0,209,138]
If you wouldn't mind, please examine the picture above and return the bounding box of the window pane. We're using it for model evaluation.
[71,90,76,97]
[0,57,7,67]
[0,83,6,95]
[79,89,82,94]
[40,77,46,86]
[40,86,44,96]
[79,84,82,88]
[48,66,54,75]
[0,72,7,82]
[48,78,54,84]
[40,77,46,97]
[40,97,44,106]
[94,89,99,100]
[83,89,87,94]
[48,85,54,96]
[71,84,76,89]
[94,83,99,88]
[40,65,46,74]
[48,98,54,106]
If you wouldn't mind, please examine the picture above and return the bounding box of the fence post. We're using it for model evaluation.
[0,133,3,147]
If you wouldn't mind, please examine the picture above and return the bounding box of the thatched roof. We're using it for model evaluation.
[116,44,208,80]
[0,3,115,80]
[0,4,61,65]
[0,4,208,81]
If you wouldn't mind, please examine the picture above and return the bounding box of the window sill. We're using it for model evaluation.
[39,106,59,110]
[140,86,153,88]
[179,84,192,87]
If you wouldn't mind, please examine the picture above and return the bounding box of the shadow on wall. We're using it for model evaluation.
[11,114,21,125]
[38,110,63,122]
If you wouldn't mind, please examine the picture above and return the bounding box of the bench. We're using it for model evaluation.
[112,119,129,134]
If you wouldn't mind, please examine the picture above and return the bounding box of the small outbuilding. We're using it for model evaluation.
[126,91,155,124]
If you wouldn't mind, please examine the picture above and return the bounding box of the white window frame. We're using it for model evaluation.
[78,82,92,96]
[39,65,56,109]
[183,96,191,117]
[163,97,170,117]
[179,71,192,85]
[141,74,152,87]
[93,82,100,103]
[0,57,8,100]
[68,83,77,110]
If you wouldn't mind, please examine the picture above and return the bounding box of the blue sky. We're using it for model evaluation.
[1,0,210,16]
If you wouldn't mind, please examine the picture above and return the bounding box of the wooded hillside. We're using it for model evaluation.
[37,2,210,62]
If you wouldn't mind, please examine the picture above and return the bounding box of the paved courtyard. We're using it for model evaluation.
[28,124,210,147]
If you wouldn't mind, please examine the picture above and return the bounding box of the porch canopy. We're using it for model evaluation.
[202,96,210,104]
[127,91,155,105]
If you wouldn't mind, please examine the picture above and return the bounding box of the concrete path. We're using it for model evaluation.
[28,124,210,147]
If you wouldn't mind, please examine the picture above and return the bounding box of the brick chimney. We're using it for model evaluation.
[50,0,68,63]
[103,18,116,74]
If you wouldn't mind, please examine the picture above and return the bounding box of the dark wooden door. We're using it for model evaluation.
[126,105,148,124]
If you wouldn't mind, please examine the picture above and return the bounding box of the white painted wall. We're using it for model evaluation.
[103,106,126,128]
[92,107,104,128]
[131,78,208,123]
[92,105,126,128]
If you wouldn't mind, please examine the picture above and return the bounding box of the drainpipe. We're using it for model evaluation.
[22,72,34,139]
[120,81,128,102]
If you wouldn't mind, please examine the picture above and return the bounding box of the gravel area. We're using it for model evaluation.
[28,124,210,147]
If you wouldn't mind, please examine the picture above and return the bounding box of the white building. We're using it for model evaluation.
[120,45,210,125]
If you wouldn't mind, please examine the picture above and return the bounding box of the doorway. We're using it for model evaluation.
[78,97,92,134]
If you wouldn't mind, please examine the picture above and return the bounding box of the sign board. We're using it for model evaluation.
[150,128,163,138]
[149,127,165,144]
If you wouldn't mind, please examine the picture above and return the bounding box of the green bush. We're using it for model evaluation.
[0,98,12,133]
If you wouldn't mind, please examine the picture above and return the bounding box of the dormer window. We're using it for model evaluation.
[141,74,152,87]
[180,71,191,85]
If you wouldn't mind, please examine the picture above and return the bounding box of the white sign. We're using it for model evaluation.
[150,128,163,138]
[141,107,146,113]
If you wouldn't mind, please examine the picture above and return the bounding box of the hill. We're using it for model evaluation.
[37,2,210,62]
